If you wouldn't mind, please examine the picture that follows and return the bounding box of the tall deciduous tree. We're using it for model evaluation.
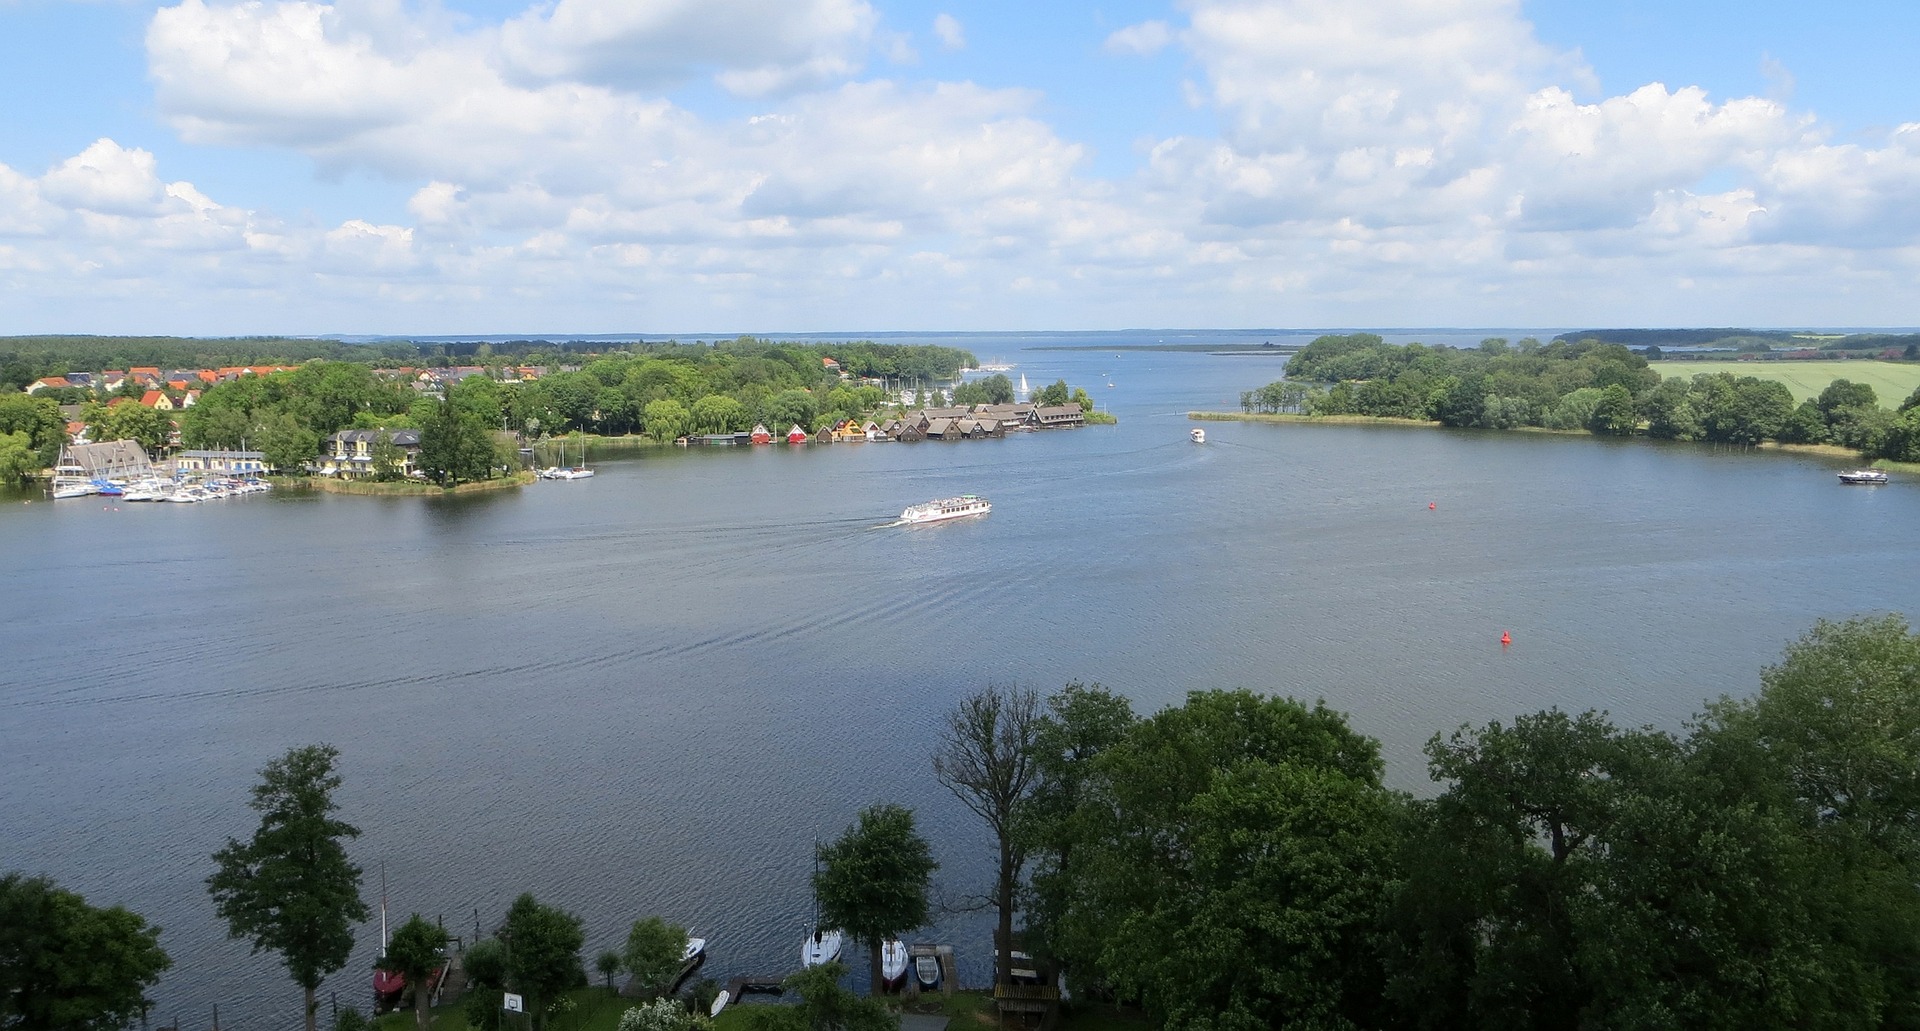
[207,745,368,1031]
[503,894,584,1029]
[0,872,172,1031]
[814,805,937,996]
[933,684,1041,985]
[377,914,448,1031]
[621,917,688,1000]
[1044,689,1398,1030]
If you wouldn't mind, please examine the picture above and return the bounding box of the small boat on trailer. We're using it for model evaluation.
[1839,469,1889,485]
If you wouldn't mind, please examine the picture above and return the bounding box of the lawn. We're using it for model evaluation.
[1655,360,1920,404]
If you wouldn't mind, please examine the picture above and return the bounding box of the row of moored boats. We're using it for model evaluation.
[52,476,274,502]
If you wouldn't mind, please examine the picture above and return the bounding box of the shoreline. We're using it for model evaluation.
[1188,411,1916,470]
[287,471,537,495]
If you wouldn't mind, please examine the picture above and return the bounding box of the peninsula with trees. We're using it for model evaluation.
[1204,332,1920,466]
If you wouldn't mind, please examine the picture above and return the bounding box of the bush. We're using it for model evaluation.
[616,997,702,1031]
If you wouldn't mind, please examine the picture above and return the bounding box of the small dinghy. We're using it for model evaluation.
[914,953,940,989]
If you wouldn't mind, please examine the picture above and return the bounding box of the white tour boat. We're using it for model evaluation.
[900,494,990,524]
[1839,469,1889,485]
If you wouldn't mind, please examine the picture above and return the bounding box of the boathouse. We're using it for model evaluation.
[55,440,155,482]
[1034,404,1085,427]
[750,424,773,444]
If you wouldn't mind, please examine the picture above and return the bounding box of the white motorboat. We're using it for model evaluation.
[1190,427,1205,443]
[1839,469,1888,485]
[801,928,844,968]
[880,938,908,989]
[900,494,990,524]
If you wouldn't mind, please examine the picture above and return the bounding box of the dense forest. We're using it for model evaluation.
[1245,333,1920,462]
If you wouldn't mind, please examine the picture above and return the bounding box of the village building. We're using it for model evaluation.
[53,440,155,486]
[140,391,175,411]
[1034,404,1086,427]
[174,450,271,477]
[312,429,423,479]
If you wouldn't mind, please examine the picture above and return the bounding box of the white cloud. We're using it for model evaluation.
[932,13,964,51]
[1103,20,1171,57]
[4,0,1916,333]
[497,0,877,95]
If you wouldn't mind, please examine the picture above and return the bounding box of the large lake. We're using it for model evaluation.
[4,333,1919,1029]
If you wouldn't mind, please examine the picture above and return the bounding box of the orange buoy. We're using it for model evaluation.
[1429,501,1436,510]
[1500,631,1512,647]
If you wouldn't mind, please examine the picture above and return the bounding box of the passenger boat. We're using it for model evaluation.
[900,494,990,524]
[1839,469,1889,485]
[1190,427,1205,444]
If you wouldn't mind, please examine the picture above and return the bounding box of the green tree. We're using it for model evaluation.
[0,430,38,484]
[594,950,621,992]
[256,411,319,475]
[418,397,493,487]
[641,399,693,443]
[503,894,584,1029]
[621,916,687,1000]
[1586,383,1637,435]
[0,872,172,1031]
[813,805,937,996]
[376,915,448,1031]
[0,393,66,466]
[1024,683,1136,969]
[689,394,747,434]
[369,430,404,481]
[933,685,1041,986]
[94,402,172,453]
[1045,690,1397,1030]
[207,745,369,1031]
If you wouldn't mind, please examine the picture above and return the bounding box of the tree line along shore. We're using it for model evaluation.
[9,613,1920,1031]
[1208,333,1920,467]
[0,338,1107,489]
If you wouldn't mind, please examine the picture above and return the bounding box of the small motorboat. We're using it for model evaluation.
[914,953,940,989]
[1839,469,1889,485]
[1190,427,1205,444]
[880,938,908,989]
[683,937,707,963]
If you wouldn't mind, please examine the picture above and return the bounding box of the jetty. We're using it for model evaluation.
[902,943,959,998]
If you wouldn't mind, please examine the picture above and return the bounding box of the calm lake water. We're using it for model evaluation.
[4,334,1919,1029]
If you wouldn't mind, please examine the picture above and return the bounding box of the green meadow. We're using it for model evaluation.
[1656,360,1920,404]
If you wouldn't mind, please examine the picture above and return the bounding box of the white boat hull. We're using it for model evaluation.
[801,928,844,968]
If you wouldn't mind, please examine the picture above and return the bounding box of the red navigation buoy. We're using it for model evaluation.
[1429,501,1436,510]
[1500,630,1512,647]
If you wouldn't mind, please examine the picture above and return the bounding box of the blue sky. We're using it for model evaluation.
[2,0,1918,335]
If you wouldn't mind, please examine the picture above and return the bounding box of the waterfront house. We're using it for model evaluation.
[925,418,959,440]
[978,403,1038,428]
[832,420,866,443]
[885,420,925,442]
[786,424,809,444]
[750,424,773,444]
[313,429,422,479]
[1035,404,1086,428]
[863,421,885,441]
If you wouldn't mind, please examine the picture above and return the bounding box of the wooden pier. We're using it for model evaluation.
[901,944,958,998]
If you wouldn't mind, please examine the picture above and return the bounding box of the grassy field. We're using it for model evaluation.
[1655,360,1920,404]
